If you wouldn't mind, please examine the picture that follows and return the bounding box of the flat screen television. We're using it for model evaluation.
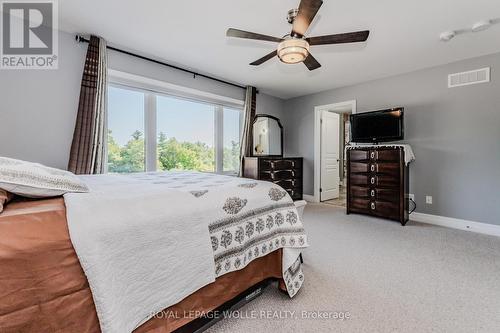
[350,108,404,143]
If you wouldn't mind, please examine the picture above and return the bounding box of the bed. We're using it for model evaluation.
[0,171,307,333]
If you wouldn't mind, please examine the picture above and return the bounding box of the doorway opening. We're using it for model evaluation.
[313,100,356,205]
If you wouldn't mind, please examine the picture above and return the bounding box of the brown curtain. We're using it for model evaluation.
[68,35,108,174]
[239,86,257,176]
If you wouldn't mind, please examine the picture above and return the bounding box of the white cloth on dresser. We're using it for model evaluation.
[346,144,415,165]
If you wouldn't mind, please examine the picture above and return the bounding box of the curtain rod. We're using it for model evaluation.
[75,35,251,92]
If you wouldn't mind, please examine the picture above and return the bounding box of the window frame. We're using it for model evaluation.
[107,70,244,175]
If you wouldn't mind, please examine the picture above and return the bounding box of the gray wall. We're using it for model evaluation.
[256,91,285,120]
[283,52,500,225]
[0,30,284,169]
[0,31,85,169]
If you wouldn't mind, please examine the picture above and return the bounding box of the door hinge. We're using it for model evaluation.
[320,188,323,192]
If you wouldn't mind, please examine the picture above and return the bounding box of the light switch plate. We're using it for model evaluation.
[426,196,433,204]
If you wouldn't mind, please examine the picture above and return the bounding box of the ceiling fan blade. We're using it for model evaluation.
[303,53,321,71]
[250,50,278,66]
[307,30,370,45]
[226,28,283,43]
[292,0,323,37]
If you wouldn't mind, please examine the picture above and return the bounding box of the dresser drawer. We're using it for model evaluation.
[349,186,400,202]
[350,174,370,186]
[349,149,402,162]
[372,149,401,162]
[366,175,400,188]
[369,201,400,220]
[349,197,370,213]
[260,159,301,171]
[350,161,369,173]
[372,162,400,176]
[349,186,370,198]
[273,179,301,189]
[349,199,400,219]
[350,172,400,188]
[373,188,400,202]
[350,161,400,176]
[349,150,369,161]
[260,169,301,181]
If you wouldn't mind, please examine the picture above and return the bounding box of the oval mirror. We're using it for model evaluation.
[252,114,283,156]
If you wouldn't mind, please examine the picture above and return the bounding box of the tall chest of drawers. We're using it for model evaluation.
[346,147,409,225]
[243,157,303,201]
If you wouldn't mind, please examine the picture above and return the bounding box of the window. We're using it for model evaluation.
[157,95,215,172]
[107,86,145,173]
[107,73,243,174]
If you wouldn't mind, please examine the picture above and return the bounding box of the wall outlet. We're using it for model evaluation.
[409,193,415,201]
[426,196,433,204]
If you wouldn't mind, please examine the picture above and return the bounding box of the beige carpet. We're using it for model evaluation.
[207,203,500,333]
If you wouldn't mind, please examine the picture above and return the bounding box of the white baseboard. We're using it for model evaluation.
[302,194,318,203]
[410,212,500,237]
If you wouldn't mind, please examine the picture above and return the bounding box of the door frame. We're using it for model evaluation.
[312,100,357,203]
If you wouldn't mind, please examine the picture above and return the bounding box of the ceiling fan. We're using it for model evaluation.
[226,0,369,71]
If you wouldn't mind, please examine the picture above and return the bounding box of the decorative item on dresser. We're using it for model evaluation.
[346,146,413,225]
[243,157,303,201]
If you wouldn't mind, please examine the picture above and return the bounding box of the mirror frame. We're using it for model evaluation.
[251,114,284,157]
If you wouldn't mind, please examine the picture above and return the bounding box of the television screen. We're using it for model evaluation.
[350,108,404,143]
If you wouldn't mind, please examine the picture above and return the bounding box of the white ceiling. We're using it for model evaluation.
[59,0,500,99]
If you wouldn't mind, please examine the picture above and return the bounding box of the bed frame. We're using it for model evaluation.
[173,278,276,333]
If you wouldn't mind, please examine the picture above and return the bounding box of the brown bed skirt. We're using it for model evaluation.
[0,198,284,333]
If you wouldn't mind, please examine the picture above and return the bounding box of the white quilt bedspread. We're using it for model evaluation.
[64,171,307,333]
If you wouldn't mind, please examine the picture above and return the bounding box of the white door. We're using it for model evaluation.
[320,111,340,201]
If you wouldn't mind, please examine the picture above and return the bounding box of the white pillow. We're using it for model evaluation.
[0,157,89,198]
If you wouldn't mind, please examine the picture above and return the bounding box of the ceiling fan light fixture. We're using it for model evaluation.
[277,38,310,64]
[227,0,369,70]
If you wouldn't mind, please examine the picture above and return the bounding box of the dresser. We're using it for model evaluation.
[243,157,303,201]
[346,147,409,225]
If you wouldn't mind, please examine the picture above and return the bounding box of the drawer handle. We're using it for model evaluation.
[370,152,375,159]
[370,202,376,210]
[370,165,375,172]
[370,190,375,197]
[370,177,376,185]
[291,161,295,167]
